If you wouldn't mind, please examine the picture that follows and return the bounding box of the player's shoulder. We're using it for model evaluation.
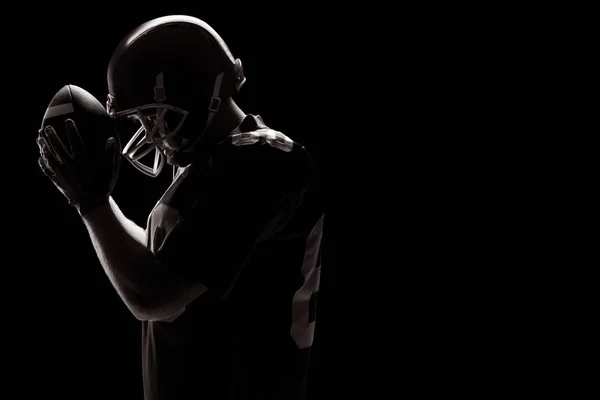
[221,115,295,153]
[216,115,313,172]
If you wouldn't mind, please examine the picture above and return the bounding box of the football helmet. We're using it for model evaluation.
[106,15,246,177]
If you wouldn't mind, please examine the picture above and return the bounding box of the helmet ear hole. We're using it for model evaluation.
[234,58,246,92]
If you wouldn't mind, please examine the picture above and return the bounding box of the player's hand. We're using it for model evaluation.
[36,119,120,216]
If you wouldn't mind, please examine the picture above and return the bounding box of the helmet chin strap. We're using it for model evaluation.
[171,72,225,180]
[181,72,224,154]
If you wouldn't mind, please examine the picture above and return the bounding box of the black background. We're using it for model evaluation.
[8,4,345,399]
[1,4,534,399]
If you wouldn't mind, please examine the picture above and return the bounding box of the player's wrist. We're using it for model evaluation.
[75,196,110,217]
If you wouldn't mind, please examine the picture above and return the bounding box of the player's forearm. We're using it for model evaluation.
[81,204,198,321]
[81,205,169,319]
[108,196,146,246]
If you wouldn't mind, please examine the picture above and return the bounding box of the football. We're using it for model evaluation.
[41,84,120,153]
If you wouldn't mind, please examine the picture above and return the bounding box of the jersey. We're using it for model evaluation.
[141,115,325,400]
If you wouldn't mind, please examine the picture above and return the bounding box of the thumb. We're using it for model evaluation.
[105,137,121,188]
[105,137,118,164]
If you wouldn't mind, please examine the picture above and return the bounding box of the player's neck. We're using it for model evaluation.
[209,98,246,141]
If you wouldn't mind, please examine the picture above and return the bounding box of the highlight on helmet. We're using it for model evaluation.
[106,15,246,177]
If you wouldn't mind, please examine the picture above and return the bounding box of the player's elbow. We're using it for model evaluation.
[124,261,209,321]
[125,298,176,321]
[117,291,153,321]
[127,303,152,321]
[127,287,196,322]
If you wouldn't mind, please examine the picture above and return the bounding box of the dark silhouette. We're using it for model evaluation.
[36,15,325,400]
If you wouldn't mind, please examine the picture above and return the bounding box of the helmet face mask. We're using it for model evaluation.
[108,94,190,177]
[106,15,245,178]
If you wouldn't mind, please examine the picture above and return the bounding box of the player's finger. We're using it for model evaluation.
[44,124,73,160]
[64,119,84,155]
[42,126,66,163]
[40,146,61,174]
[38,156,56,177]
[36,134,45,153]
[38,133,63,165]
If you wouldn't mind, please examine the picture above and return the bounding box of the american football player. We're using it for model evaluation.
[37,15,325,400]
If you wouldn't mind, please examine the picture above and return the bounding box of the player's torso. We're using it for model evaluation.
[145,131,324,330]
[142,124,324,399]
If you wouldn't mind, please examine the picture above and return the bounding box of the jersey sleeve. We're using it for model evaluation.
[153,143,304,298]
